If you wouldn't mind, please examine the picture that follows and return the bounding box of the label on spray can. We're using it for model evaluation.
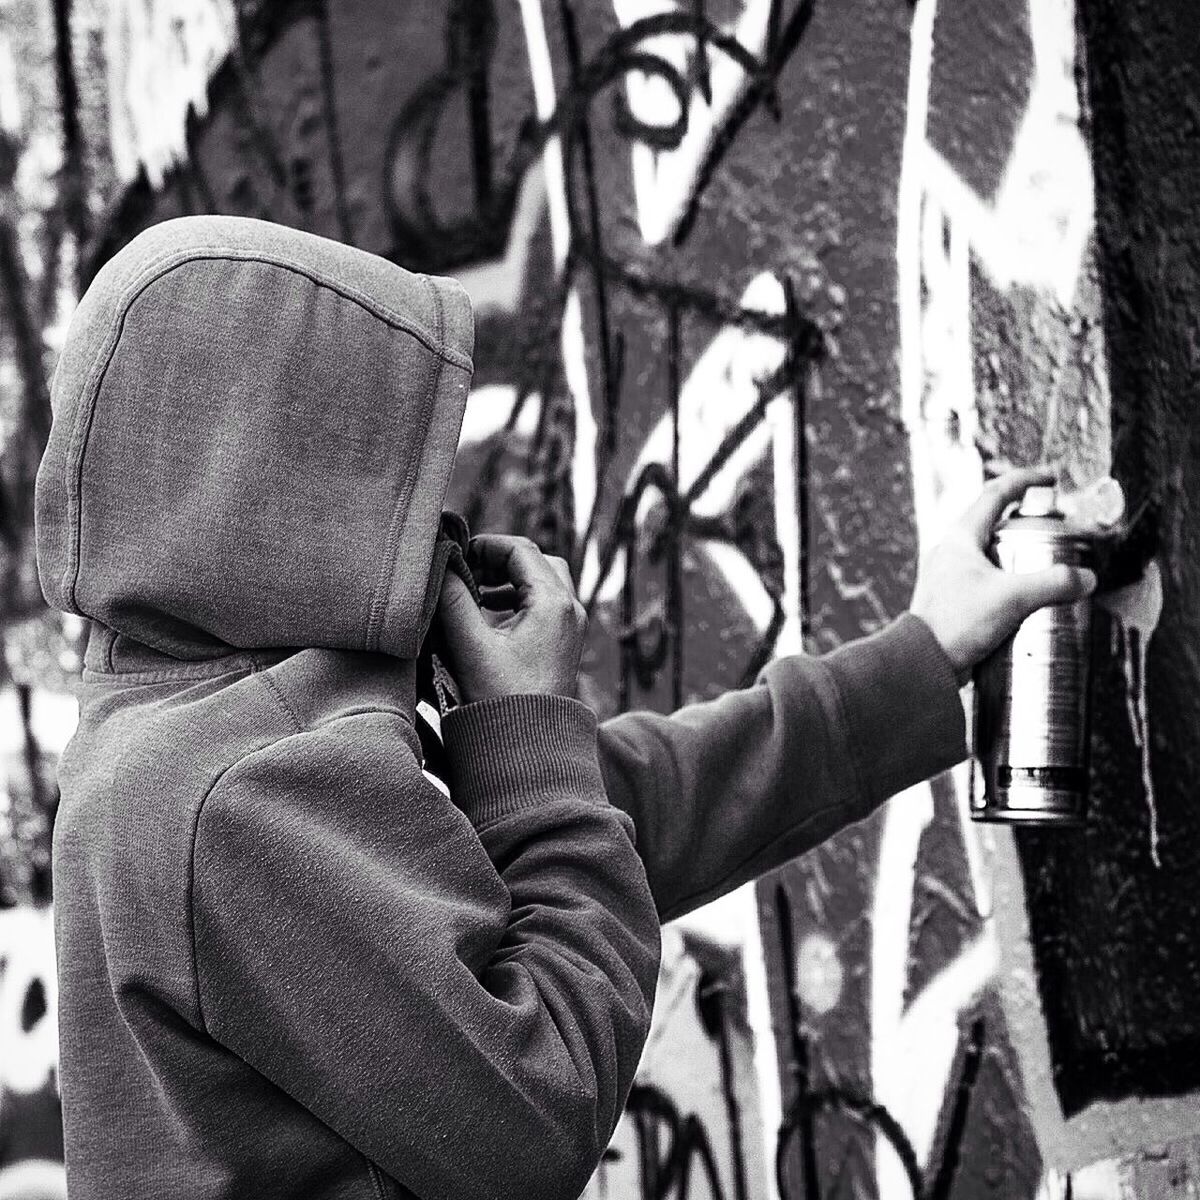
[971,485,1096,825]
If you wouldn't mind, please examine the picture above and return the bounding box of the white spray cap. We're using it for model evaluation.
[1060,476,1126,530]
[1018,485,1059,517]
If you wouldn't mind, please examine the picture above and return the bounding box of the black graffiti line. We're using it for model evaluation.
[690,0,714,105]
[626,1083,729,1200]
[595,253,822,342]
[785,275,813,649]
[582,359,804,631]
[313,0,354,244]
[382,0,519,272]
[926,1017,987,1200]
[83,0,824,705]
[462,0,497,214]
[776,1088,924,1200]
[559,0,623,468]
[17,684,43,817]
[701,970,750,1200]
[378,5,783,268]
[618,463,675,711]
[774,884,821,1200]
[227,15,290,192]
[667,300,684,711]
[0,207,51,550]
[183,105,220,214]
[674,0,816,246]
[35,208,64,329]
[51,0,90,259]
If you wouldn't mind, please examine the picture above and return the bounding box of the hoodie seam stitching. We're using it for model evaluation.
[189,753,258,1035]
[366,276,446,650]
[365,1159,387,1200]
[818,654,872,811]
[108,246,469,370]
[189,709,420,1037]
[80,650,281,683]
[258,672,303,735]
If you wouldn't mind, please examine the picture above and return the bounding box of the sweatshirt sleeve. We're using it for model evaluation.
[191,702,660,1200]
[597,610,969,922]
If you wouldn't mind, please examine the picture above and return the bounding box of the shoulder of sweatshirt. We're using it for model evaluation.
[56,648,429,1002]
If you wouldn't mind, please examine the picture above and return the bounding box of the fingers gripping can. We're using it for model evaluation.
[971,486,1097,825]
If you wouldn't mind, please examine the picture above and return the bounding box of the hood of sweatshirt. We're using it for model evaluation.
[35,215,474,663]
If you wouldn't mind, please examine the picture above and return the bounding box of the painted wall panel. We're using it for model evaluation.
[1,1,1198,1196]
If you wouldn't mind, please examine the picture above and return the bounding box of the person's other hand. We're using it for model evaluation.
[909,466,1099,688]
[436,535,587,703]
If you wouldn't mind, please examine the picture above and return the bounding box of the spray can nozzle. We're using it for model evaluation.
[1017,485,1060,518]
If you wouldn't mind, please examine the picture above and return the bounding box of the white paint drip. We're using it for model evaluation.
[562,289,600,554]
[1097,560,1164,867]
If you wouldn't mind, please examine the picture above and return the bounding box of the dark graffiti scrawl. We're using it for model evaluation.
[3,0,1200,1194]
[87,0,830,718]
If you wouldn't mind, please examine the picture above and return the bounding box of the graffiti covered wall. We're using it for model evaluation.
[1,1,1198,1196]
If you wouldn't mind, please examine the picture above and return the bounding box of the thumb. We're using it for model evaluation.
[437,571,489,647]
[1003,563,1097,620]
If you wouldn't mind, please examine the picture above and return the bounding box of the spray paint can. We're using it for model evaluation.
[971,485,1097,825]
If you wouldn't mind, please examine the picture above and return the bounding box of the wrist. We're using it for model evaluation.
[907,608,971,686]
[441,693,604,824]
[906,611,970,688]
[459,677,579,703]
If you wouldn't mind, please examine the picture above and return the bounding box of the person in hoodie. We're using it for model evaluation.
[36,215,1096,1200]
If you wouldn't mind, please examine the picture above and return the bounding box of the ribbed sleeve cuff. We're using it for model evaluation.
[440,693,608,826]
[820,611,968,815]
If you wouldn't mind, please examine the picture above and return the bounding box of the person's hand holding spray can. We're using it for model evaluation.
[908,465,1121,825]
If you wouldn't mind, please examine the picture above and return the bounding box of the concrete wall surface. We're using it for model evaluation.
[0,2,1197,1197]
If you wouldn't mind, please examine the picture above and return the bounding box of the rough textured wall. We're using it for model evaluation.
[0,0,106,1194]
[1,1,1198,1197]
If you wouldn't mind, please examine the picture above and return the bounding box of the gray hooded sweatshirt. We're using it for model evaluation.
[37,216,966,1200]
